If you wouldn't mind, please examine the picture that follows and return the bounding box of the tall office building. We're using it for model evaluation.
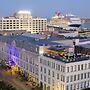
[0,10,47,33]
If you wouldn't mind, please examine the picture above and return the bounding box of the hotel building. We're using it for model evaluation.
[0,35,90,90]
[0,10,47,33]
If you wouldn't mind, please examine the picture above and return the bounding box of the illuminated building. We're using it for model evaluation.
[0,35,90,90]
[0,10,47,33]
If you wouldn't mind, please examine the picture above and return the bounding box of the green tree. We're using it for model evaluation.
[32,83,43,90]
[0,81,17,90]
[1,59,6,68]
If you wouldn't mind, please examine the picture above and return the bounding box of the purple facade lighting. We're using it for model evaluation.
[8,45,19,66]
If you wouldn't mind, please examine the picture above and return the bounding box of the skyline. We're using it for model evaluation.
[0,0,90,18]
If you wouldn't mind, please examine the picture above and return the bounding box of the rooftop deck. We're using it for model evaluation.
[43,53,90,63]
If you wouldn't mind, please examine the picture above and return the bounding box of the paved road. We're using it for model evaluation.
[0,68,31,90]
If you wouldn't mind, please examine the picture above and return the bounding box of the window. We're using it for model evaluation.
[44,84,46,90]
[70,75,73,82]
[81,82,83,88]
[67,76,69,83]
[71,66,73,72]
[40,58,42,63]
[88,63,90,69]
[63,76,65,82]
[84,73,86,79]
[2,47,3,51]
[48,77,50,84]
[81,73,83,79]
[44,60,46,65]
[74,75,76,81]
[26,64,28,70]
[44,68,46,74]
[41,66,43,72]
[47,86,50,90]
[77,74,80,80]
[87,72,90,78]
[74,65,76,71]
[52,71,55,77]
[44,76,46,82]
[74,84,76,90]
[48,61,51,67]
[84,81,86,88]
[63,66,65,72]
[56,64,58,70]
[48,69,50,75]
[81,64,83,70]
[41,74,42,80]
[52,62,55,69]
[87,80,89,87]
[61,75,64,81]
[77,83,79,89]
[57,73,59,79]
[61,66,63,72]
[66,85,69,90]
[67,67,69,72]
[78,65,80,71]
[10,20,12,22]
[85,64,87,70]
[58,65,60,71]
[52,79,54,86]
[70,85,72,90]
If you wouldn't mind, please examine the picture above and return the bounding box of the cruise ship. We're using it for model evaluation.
[65,13,81,27]
[50,12,69,27]
[49,12,81,28]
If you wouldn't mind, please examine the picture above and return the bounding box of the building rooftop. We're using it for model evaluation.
[17,10,31,15]
[43,53,90,63]
[0,35,89,63]
[77,44,90,49]
[0,35,63,51]
[42,44,90,63]
[79,38,90,42]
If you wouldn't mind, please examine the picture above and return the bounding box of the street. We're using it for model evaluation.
[0,67,31,90]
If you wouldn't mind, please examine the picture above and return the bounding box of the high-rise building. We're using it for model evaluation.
[0,10,47,33]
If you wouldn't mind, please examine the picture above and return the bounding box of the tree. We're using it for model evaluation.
[1,59,6,68]
[0,81,17,90]
[32,82,43,90]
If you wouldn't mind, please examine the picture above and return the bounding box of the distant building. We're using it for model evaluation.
[0,10,47,33]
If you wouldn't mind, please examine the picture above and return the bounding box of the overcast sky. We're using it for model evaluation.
[0,0,90,18]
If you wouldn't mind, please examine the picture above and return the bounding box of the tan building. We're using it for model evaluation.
[0,10,47,33]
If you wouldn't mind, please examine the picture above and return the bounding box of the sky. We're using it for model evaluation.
[0,0,90,18]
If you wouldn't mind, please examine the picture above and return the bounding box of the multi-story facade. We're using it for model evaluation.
[39,55,90,90]
[0,35,90,90]
[0,10,47,33]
